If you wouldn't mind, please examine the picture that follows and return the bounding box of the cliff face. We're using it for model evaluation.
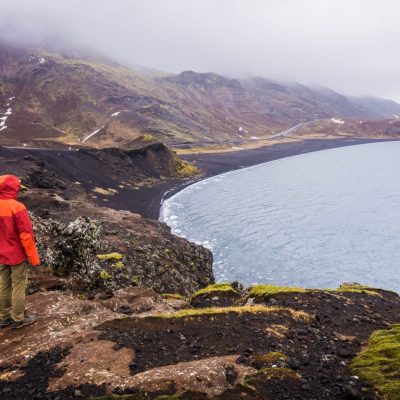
[0,142,200,218]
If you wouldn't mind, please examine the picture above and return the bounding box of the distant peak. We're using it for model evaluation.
[166,70,240,88]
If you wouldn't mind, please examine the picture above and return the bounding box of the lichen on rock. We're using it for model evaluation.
[32,214,102,291]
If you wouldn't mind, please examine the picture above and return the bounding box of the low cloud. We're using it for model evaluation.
[1,0,399,101]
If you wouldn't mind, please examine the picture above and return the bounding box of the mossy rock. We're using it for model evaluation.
[190,283,241,308]
[351,324,400,400]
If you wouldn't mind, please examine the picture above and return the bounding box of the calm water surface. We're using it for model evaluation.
[160,142,400,292]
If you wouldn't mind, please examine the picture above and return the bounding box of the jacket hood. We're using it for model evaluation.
[0,175,21,199]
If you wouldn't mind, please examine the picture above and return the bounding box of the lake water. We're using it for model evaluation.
[160,142,400,292]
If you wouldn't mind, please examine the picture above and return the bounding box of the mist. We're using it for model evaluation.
[1,0,399,101]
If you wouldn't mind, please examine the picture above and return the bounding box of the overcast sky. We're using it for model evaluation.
[1,0,399,101]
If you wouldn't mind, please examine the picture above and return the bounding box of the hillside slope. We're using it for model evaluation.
[1,41,400,148]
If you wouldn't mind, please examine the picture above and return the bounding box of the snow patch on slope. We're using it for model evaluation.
[0,97,15,132]
[82,125,105,143]
[331,118,344,125]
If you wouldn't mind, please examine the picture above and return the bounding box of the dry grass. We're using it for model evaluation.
[154,305,311,321]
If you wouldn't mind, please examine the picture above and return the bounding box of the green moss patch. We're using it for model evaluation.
[99,270,111,280]
[96,252,124,261]
[351,324,400,399]
[191,283,238,299]
[112,261,125,269]
[171,156,199,178]
[154,305,311,321]
[142,133,155,142]
[249,284,307,298]
[336,284,381,296]
[252,351,289,364]
[248,283,381,300]
[161,293,185,300]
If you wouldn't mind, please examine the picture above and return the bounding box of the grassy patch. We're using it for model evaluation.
[249,285,307,298]
[154,305,311,321]
[245,367,301,384]
[191,283,238,299]
[97,252,124,261]
[351,324,400,400]
[92,187,119,195]
[265,324,289,338]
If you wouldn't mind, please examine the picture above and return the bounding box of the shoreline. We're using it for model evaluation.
[2,137,399,220]
[149,137,400,220]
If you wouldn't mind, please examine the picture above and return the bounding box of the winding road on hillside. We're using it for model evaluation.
[170,120,313,148]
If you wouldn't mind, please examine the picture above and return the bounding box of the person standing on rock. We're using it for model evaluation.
[0,175,40,329]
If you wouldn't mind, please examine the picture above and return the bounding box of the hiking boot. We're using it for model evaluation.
[12,315,37,329]
[0,318,13,329]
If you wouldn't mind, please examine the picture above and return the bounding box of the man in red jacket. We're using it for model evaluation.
[0,175,40,329]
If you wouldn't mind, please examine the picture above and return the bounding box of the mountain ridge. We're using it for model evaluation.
[1,40,400,148]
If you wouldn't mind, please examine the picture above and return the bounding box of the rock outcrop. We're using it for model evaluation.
[31,212,213,296]
[33,215,102,290]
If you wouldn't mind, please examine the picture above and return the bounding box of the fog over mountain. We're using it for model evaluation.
[0,0,399,101]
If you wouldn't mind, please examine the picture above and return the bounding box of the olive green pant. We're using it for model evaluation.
[0,262,28,322]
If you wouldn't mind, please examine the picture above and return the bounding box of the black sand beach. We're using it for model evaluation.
[1,138,398,220]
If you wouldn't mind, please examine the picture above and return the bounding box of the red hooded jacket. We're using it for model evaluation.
[0,175,40,266]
